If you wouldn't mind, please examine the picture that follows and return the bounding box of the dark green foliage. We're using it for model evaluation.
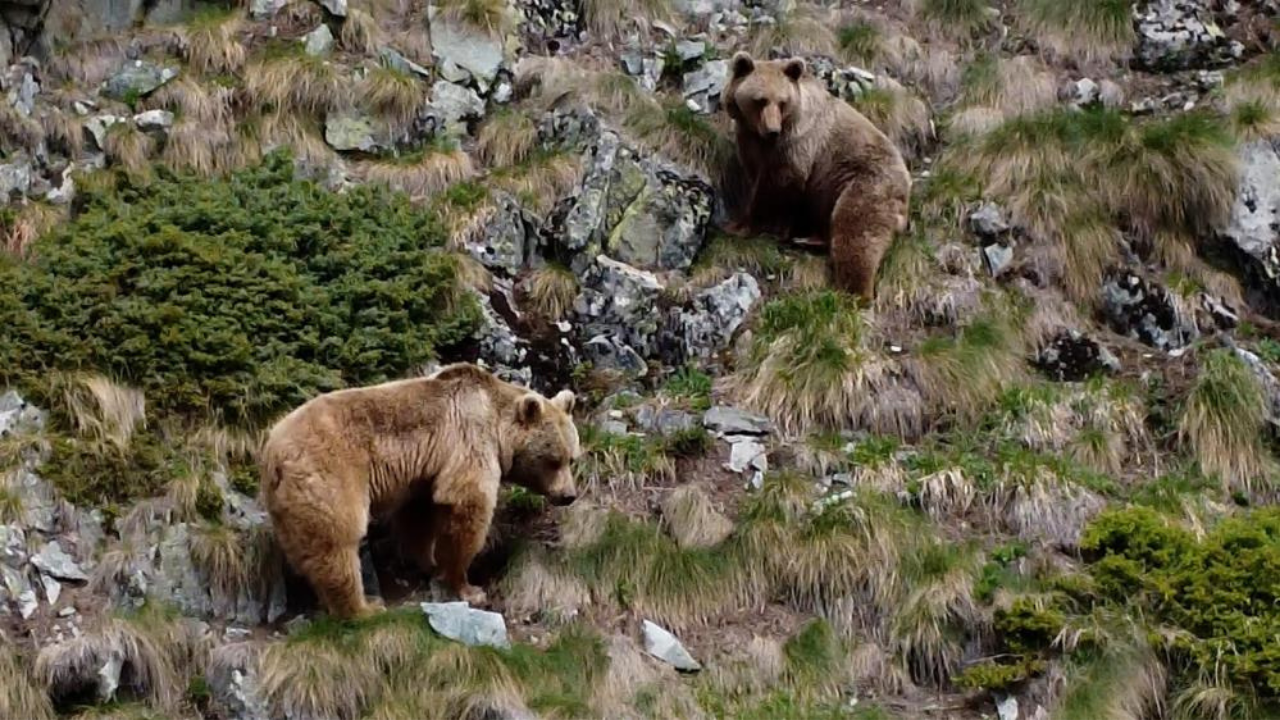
[995,597,1066,654]
[195,481,224,522]
[953,656,1046,692]
[663,426,713,458]
[39,433,186,508]
[1074,507,1280,699]
[227,462,260,497]
[665,366,713,410]
[0,152,479,428]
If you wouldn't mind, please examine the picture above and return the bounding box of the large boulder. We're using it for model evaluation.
[1134,0,1244,70]
[1221,138,1280,300]
[431,14,505,92]
[101,60,178,101]
[574,255,665,376]
[661,272,762,365]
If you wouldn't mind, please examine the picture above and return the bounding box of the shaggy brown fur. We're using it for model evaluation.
[260,363,581,618]
[721,52,912,299]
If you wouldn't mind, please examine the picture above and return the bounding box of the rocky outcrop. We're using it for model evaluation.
[1134,0,1245,70]
[1221,138,1280,301]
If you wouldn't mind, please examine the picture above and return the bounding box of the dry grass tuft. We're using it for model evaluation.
[0,649,54,720]
[852,77,933,159]
[911,0,991,40]
[661,485,735,549]
[161,117,246,176]
[520,264,578,321]
[341,8,385,54]
[257,111,331,166]
[490,152,583,214]
[54,373,147,451]
[104,123,156,179]
[890,541,985,687]
[581,0,671,41]
[1178,349,1272,494]
[360,66,425,128]
[359,146,477,201]
[1018,0,1134,69]
[951,54,1057,133]
[1050,636,1166,720]
[438,0,515,36]
[36,609,204,711]
[246,53,342,117]
[260,640,381,719]
[40,108,84,158]
[453,252,494,293]
[181,10,246,76]
[476,110,538,168]
[624,98,734,177]
[499,550,591,624]
[147,76,235,125]
[48,37,127,87]
[190,521,250,598]
[1224,82,1280,141]
[0,104,45,155]
[2,203,62,260]
[748,4,839,57]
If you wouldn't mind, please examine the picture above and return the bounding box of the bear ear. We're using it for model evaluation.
[782,57,805,82]
[731,51,755,79]
[551,390,576,414]
[516,394,543,425]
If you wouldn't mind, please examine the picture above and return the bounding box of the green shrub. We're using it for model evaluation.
[39,433,188,508]
[0,151,480,428]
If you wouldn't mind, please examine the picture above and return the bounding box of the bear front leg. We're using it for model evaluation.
[828,182,904,301]
[432,496,495,606]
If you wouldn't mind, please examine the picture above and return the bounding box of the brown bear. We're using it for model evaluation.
[259,363,581,618]
[720,52,912,299]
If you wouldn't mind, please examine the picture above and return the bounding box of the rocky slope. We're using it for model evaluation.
[3,0,1280,719]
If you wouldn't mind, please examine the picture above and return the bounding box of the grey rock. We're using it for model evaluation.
[537,105,601,154]
[324,112,383,152]
[621,51,665,92]
[635,405,699,434]
[1101,272,1199,351]
[6,68,39,117]
[209,644,270,720]
[319,0,347,16]
[1067,77,1100,107]
[41,573,61,605]
[465,192,535,273]
[98,653,124,701]
[673,0,739,14]
[380,47,432,78]
[983,244,1013,277]
[521,0,581,42]
[425,80,486,136]
[0,158,32,203]
[1097,79,1125,109]
[133,109,174,132]
[674,39,706,62]
[84,114,126,151]
[574,255,664,364]
[725,437,767,477]
[1035,330,1120,382]
[472,285,530,382]
[807,56,877,101]
[431,16,504,89]
[303,24,335,56]
[968,201,1009,238]
[682,59,728,113]
[0,390,44,438]
[582,334,649,377]
[1221,139,1280,299]
[101,61,178,101]
[1134,0,1244,70]
[703,405,773,436]
[31,541,88,582]
[997,695,1018,720]
[5,469,56,534]
[0,525,25,565]
[641,619,701,672]
[559,132,619,266]
[663,272,761,364]
[422,601,511,648]
[250,0,288,17]
[1,564,36,618]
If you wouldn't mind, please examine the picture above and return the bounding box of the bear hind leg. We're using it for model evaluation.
[828,183,905,301]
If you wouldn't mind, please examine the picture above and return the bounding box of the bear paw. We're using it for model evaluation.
[459,584,488,606]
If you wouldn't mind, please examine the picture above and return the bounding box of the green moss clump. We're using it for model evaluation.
[0,151,480,428]
[39,433,185,508]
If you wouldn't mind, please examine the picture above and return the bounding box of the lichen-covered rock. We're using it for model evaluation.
[101,60,178,101]
[303,24,334,56]
[471,283,532,385]
[209,643,270,720]
[1035,330,1121,382]
[324,111,385,152]
[84,114,126,151]
[557,131,619,271]
[642,619,701,672]
[605,165,714,272]
[1101,272,1199,351]
[133,109,174,132]
[423,79,486,137]
[621,50,665,92]
[537,105,601,154]
[380,46,432,78]
[422,601,511,648]
[1134,0,1244,70]
[520,0,582,46]
[431,15,505,91]
[0,156,32,204]
[574,255,664,374]
[249,0,287,19]
[4,61,39,117]
[1221,138,1280,300]
[682,59,728,113]
[465,192,537,273]
[661,272,761,365]
[806,55,876,101]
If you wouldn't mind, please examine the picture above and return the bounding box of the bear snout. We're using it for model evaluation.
[550,492,578,507]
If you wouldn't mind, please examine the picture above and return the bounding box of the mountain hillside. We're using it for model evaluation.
[2,0,1280,718]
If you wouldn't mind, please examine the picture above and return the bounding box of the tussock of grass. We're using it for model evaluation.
[162,117,246,176]
[747,4,839,57]
[257,111,330,165]
[500,550,591,624]
[956,54,1058,121]
[914,313,1027,426]
[490,152,583,214]
[1018,0,1133,68]
[360,66,425,128]
[890,541,986,687]
[147,76,235,125]
[661,485,734,549]
[1051,641,1166,720]
[104,124,155,178]
[520,264,578,321]
[341,8,385,54]
[691,234,788,285]
[359,145,477,201]
[0,104,44,155]
[181,9,246,76]
[580,0,670,41]
[2,203,61,260]
[39,108,83,158]
[912,0,991,39]
[624,99,734,176]
[36,607,205,711]
[838,19,883,66]
[1171,681,1254,720]
[438,0,515,35]
[1178,349,1272,494]
[476,110,538,168]
[189,521,253,598]
[53,373,147,452]
[996,382,1148,476]
[47,37,127,87]
[246,52,341,117]
[577,428,675,492]
[851,77,933,160]
[0,649,54,720]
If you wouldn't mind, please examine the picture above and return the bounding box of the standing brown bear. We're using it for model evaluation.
[260,363,581,618]
[721,52,912,300]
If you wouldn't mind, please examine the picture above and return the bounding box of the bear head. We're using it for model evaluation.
[505,389,582,506]
[723,52,806,141]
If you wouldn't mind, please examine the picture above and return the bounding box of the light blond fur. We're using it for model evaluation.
[260,363,580,617]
